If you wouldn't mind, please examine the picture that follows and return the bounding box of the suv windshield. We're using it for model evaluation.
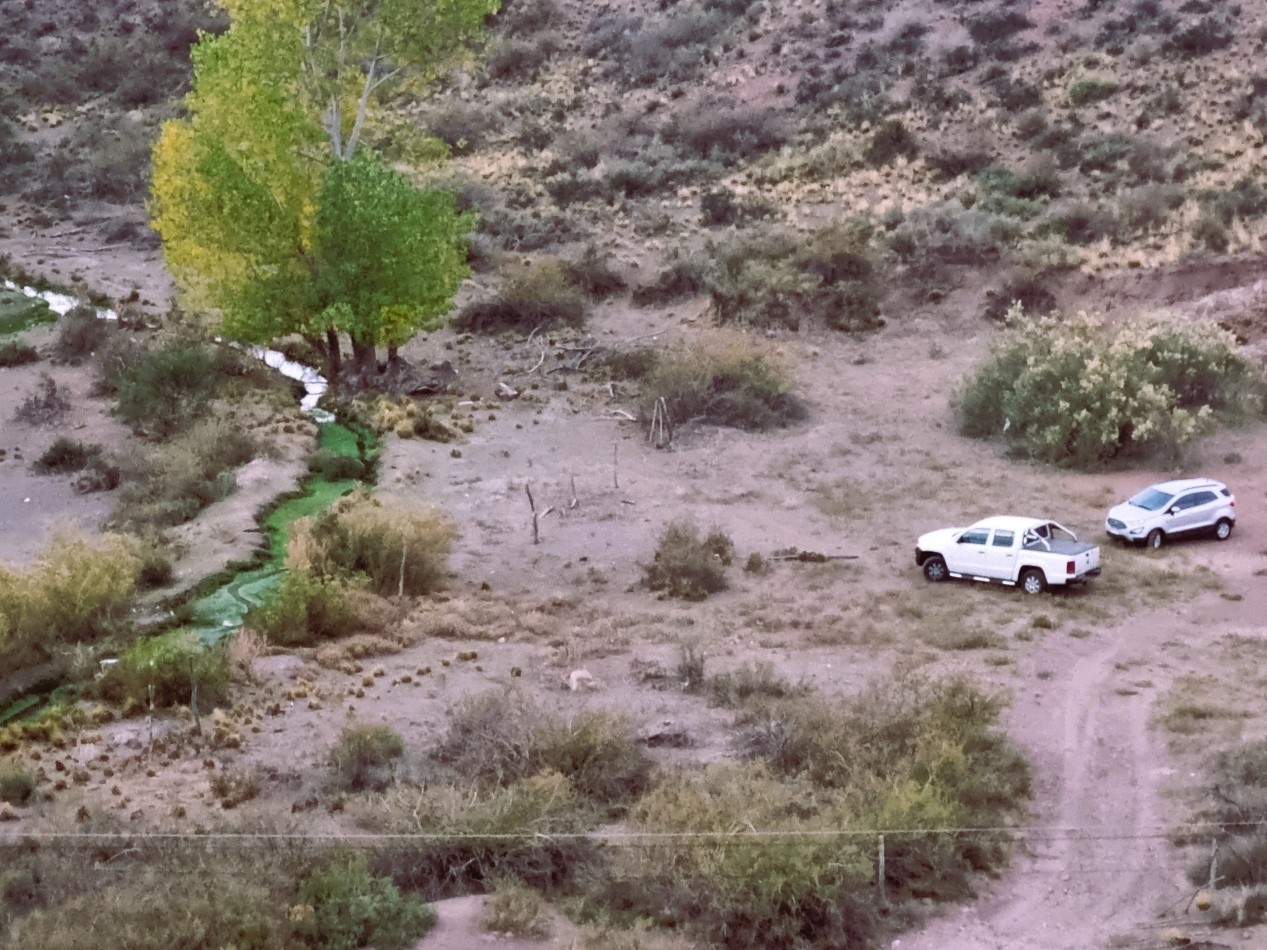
[1128,488,1174,511]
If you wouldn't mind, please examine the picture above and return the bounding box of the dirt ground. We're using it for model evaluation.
[3,226,1267,949]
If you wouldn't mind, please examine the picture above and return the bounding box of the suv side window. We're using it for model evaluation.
[991,530,1015,548]
[959,529,990,545]
[1187,491,1217,507]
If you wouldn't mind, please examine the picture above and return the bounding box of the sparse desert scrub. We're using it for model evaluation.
[114,341,220,438]
[53,304,110,362]
[330,723,406,793]
[707,224,884,333]
[287,490,455,597]
[0,531,140,674]
[113,417,257,528]
[455,260,586,333]
[639,331,806,433]
[32,436,102,474]
[244,569,367,646]
[0,761,36,804]
[354,770,597,897]
[14,372,70,424]
[958,306,1264,467]
[430,690,652,811]
[480,878,553,938]
[642,521,734,601]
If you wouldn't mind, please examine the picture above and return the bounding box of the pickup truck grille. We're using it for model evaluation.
[1107,518,1126,530]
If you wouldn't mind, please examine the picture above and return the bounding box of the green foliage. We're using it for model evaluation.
[455,262,587,333]
[0,763,36,805]
[1068,76,1119,107]
[640,332,806,432]
[0,532,139,675]
[643,521,733,601]
[246,569,364,647]
[288,490,455,597]
[958,307,1263,467]
[329,724,405,793]
[297,852,435,950]
[706,662,807,709]
[96,629,231,712]
[151,0,493,362]
[115,343,218,438]
[313,154,472,366]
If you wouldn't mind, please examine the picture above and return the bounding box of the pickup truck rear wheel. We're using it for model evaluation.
[1019,568,1047,595]
[1146,529,1164,551]
[922,555,949,583]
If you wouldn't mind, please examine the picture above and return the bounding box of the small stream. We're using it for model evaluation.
[0,279,373,714]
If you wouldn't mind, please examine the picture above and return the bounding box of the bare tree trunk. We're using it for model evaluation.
[350,337,376,376]
[326,327,342,376]
[387,344,400,367]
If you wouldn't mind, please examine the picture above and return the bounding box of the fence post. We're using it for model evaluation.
[877,834,887,908]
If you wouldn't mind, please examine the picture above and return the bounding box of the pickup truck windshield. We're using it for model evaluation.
[1128,488,1173,511]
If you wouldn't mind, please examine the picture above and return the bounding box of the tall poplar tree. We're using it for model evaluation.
[151,0,497,374]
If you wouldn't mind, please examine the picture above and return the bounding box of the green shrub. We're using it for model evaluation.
[0,532,139,673]
[115,342,218,439]
[640,332,806,433]
[0,763,36,804]
[33,437,101,474]
[631,256,707,307]
[958,307,1262,467]
[455,262,586,333]
[330,724,405,793]
[706,662,806,708]
[1199,177,1267,225]
[246,569,365,646]
[289,490,455,597]
[306,449,367,481]
[1068,76,1118,107]
[982,272,1057,323]
[0,340,38,366]
[643,521,733,601]
[297,852,434,950]
[96,629,231,712]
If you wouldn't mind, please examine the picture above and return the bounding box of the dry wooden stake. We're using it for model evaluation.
[612,441,619,489]
[526,483,554,544]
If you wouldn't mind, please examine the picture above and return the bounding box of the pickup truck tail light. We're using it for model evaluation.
[1066,560,1076,575]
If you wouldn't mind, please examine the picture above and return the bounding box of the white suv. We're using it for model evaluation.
[1105,478,1236,550]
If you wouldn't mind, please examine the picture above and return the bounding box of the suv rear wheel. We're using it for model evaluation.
[1214,518,1233,541]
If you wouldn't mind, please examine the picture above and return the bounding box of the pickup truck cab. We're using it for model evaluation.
[915,516,1101,594]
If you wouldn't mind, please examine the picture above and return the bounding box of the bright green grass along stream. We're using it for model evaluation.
[190,422,372,643]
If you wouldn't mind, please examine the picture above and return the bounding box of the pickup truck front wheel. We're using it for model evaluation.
[1019,569,1047,595]
[922,555,949,583]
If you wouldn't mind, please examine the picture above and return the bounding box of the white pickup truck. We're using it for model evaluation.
[915,516,1101,594]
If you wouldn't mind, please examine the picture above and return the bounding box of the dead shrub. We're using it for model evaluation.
[642,521,733,601]
[228,627,268,683]
[210,767,261,809]
[430,690,652,811]
[14,372,70,424]
[640,332,805,433]
[53,304,109,362]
